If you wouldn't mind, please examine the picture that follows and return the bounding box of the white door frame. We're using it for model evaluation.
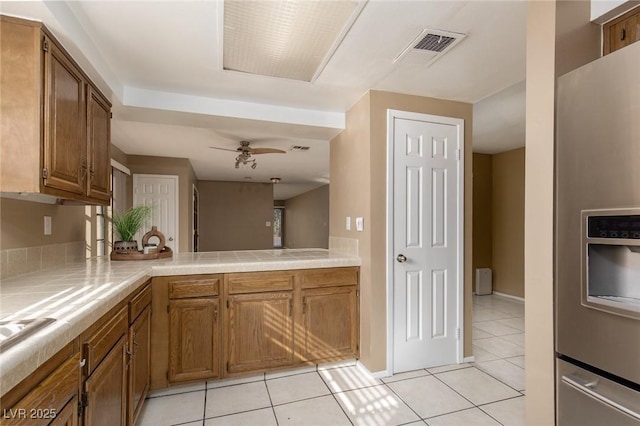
[133,173,180,253]
[385,109,465,375]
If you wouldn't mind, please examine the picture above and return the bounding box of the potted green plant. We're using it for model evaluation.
[112,205,152,254]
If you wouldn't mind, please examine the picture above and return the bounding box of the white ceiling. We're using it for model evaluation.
[0,0,527,199]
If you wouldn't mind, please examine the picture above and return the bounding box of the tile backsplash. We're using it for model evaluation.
[0,241,86,280]
[329,236,359,257]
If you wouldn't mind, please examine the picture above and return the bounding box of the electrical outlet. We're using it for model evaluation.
[266,221,271,227]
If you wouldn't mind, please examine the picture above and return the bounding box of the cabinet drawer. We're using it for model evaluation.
[83,306,127,375]
[4,353,80,426]
[169,276,220,299]
[300,267,359,289]
[226,271,294,294]
[129,283,151,322]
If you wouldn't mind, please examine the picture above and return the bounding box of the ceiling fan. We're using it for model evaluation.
[209,140,285,169]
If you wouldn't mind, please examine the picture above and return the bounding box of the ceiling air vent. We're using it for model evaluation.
[394,28,467,67]
[414,33,457,53]
[290,146,311,151]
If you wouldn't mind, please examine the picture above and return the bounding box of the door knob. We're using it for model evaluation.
[396,254,407,263]
[168,237,174,242]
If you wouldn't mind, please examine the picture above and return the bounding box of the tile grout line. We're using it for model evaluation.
[316,367,356,426]
[262,374,280,426]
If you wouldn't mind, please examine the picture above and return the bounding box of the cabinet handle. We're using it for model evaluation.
[132,332,138,356]
[125,343,132,370]
[302,297,307,314]
[214,306,218,322]
[289,298,293,317]
[80,161,88,182]
[621,28,626,41]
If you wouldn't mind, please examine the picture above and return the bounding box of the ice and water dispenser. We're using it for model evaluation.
[583,209,640,319]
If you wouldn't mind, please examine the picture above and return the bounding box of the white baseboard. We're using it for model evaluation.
[493,291,525,302]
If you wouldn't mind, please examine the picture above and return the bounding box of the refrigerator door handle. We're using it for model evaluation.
[562,374,640,421]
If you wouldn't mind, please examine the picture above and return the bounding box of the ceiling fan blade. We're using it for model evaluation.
[209,146,240,153]
[249,148,286,155]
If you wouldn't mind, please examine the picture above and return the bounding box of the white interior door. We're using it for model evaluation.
[389,111,463,373]
[133,174,179,253]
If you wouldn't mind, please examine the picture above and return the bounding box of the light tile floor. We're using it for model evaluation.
[139,294,524,426]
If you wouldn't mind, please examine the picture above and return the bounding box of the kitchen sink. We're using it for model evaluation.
[0,318,56,353]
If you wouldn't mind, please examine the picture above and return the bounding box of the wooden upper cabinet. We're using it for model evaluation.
[604,7,640,55]
[0,15,111,205]
[86,86,111,202]
[43,36,86,196]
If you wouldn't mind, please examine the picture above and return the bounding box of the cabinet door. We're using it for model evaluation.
[128,306,150,426]
[299,286,358,362]
[49,395,78,426]
[84,336,127,426]
[169,298,220,382]
[42,36,86,196]
[226,292,293,374]
[86,85,111,202]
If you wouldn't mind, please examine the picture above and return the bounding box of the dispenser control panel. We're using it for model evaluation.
[588,214,640,239]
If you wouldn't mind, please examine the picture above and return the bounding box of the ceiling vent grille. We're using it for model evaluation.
[414,33,457,53]
[290,146,311,151]
[394,28,467,67]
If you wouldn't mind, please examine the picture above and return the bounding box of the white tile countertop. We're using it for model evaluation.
[0,249,360,396]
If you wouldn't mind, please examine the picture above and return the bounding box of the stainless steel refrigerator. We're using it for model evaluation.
[555,41,640,424]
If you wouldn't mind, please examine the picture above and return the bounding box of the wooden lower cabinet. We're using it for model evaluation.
[299,286,358,362]
[169,297,220,382]
[0,345,80,426]
[83,335,127,426]
[128,306,150,426]
[50,396,78,426]
[225,291,294,374]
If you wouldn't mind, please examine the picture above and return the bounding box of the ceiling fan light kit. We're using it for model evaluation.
[211,140,286,170]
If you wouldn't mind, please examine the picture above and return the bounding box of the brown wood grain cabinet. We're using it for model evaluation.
[0,343,80,426]
[0,15,111,204]
[299,286,358,362]
[150,275,221,388]
[79,282,151,426]
[81,306,128,426]
[604,6,640,55]
[127,287,151,426]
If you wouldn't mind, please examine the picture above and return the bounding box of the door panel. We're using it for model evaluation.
[226,292,293,374]
[43,37,86,195]
[392,116,461,372]
[87,86,111,201]
[133,174,178,252]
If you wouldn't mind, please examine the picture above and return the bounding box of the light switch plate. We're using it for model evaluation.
[266,221,271,227]
[355,217,364,232]
[44,216,52,235]
[346,216,351,231]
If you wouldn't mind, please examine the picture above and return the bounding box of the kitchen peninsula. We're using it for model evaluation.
[0,249,360,425]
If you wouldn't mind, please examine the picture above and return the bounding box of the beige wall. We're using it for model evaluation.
[127,155,196,253]
[0,198,85,250]
[472,154,492,293]
[330,92,372,365]
[284,185,329,249]
[330,90,473,372]
[492,148,525,298]
[525,1,601,423]
[198,181,273,251]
